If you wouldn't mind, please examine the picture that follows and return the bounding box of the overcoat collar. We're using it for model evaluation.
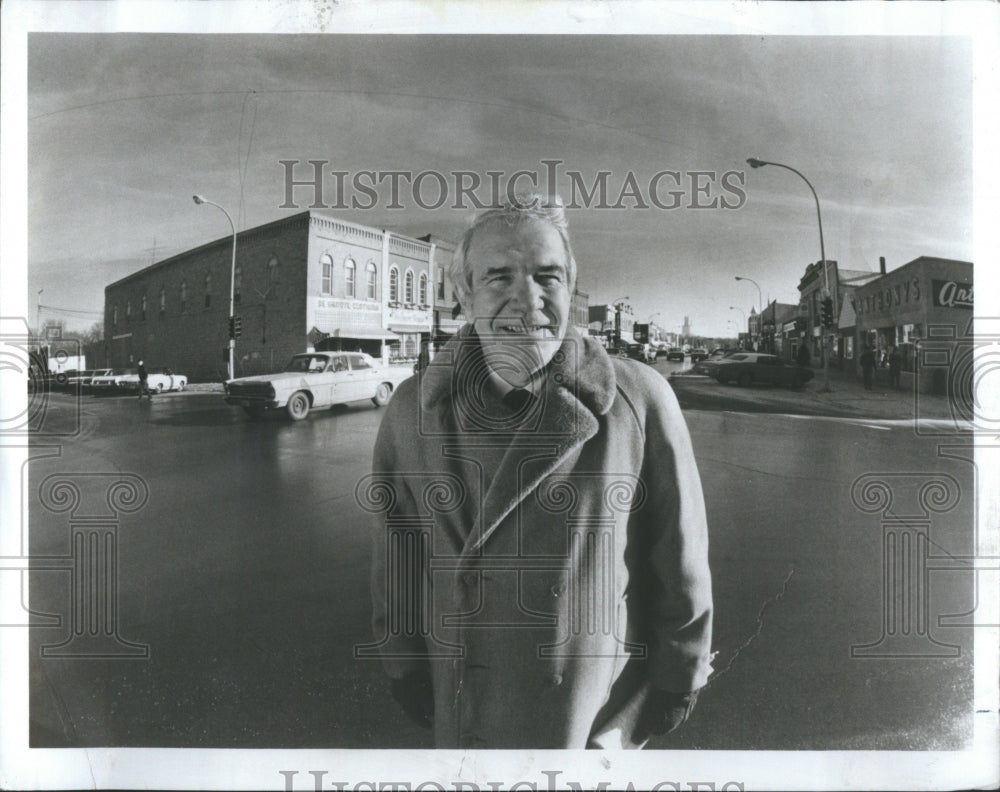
[419,324,618,555]
[419,324,617,417]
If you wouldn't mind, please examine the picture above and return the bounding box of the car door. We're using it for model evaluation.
[346,353,377,401]
[316,354,348,406]
[757,356,779,384]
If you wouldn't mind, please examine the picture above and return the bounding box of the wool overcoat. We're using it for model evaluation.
[364,326,713,748]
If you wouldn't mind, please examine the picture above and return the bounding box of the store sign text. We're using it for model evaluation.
[852,278,921,317]
[932,279,973,309]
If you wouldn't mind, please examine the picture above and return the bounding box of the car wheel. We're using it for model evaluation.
[55,373,68,386]
[286,391,311,421]
[178,381,186,391]
[738,372,753,387]
[155,383,164,393]
[372,382,393,407]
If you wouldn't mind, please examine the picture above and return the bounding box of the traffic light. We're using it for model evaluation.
[233,315,242,338]
[821,296,834,328]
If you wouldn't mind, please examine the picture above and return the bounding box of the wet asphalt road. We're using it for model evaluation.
[27,362,975,750]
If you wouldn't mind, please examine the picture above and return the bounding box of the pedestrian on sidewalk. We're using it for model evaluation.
[860,345,876,391]
[888,345,902,390]
[137,360,152,400]
[796,343,810,368]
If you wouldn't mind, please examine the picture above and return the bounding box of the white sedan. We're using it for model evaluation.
[224,351,411,420]
[91,368,188,394]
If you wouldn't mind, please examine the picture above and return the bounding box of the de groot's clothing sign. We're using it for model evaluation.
[363,326,713,748]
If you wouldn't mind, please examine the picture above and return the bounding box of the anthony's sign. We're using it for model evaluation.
[932,279,973,309]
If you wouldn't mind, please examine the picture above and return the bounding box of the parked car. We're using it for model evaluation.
[694,350,740,376]
[689,348,710,363]
[665,347,685,362]
[224,351,410,420]
[616,342,646,361]
[119,367,188,394]
[711,353,814,388]
[91,367,187,394]
[65,368,113,390]
[90,369,137,393]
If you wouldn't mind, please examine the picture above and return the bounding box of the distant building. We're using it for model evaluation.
[571,288,590,336]
[759,301,799,360]
[104,211,444,381]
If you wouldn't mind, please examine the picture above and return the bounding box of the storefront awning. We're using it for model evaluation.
[388,323,431,334]
[310,326,399,341]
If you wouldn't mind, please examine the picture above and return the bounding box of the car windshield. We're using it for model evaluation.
[284,355,329,373]
[728,354,748,361]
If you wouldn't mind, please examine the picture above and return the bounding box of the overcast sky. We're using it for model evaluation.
[25,30,974,337]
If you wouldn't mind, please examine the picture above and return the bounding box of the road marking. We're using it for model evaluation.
[712,411,974,432]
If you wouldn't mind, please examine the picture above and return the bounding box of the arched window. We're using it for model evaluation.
[180,280,188,311]
[141,294,147,321]
[204,274,212,308]
[112,305,118,329]
[366,261,377,300]
[321,255,332,294]
[389,267,399,303]
[404,270,414,305]
[234,265,242,305]
[344,257,356,298]
[418,273,428,306]
[159,288,166,315]
[126,300,132,323]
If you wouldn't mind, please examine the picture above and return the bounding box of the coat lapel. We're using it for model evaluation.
[420,325,618,557]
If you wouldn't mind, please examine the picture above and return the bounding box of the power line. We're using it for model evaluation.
[38,304,103,317]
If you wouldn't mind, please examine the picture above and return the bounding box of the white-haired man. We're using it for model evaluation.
[367,195,712,748]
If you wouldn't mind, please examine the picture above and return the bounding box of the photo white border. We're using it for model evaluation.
[2,1,997,790]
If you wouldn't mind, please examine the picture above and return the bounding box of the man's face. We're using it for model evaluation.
[464,217,572,387]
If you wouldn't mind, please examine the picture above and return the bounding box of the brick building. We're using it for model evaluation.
[104,212,442,382]
[851,256,973,393]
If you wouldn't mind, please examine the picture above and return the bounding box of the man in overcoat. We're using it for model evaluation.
[365,195,713,749]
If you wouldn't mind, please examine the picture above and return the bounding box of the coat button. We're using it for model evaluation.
[550,583,566,597]
[547,673,563,687]
[461,572,477,586]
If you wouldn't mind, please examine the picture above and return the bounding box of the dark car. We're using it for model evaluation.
[689,348,709,363]
[665,347,685,362]
[617,342,646,361]
[712,352,814,388]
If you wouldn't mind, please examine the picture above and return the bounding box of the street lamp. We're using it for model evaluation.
[193,195,237,381]
[747,157,830,390]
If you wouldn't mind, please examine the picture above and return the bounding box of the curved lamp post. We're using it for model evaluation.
[734,275,762,349]
[193,195,237,381]
[747,157,830,390]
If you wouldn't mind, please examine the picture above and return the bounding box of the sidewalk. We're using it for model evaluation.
[798,363,958,421]
[669,362,963,423]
